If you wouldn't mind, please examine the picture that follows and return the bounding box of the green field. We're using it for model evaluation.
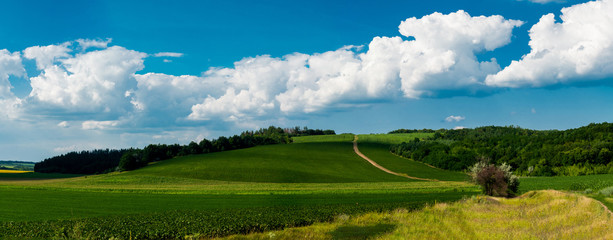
[355,142,469,181]
[0,160,35,171]
[2,134,612,239]
[520,174,613,192]
[357,133,435,144]
[123,141,408,183]
[291,133,354,143]
[0,137,479,239]
[0,172,82,180]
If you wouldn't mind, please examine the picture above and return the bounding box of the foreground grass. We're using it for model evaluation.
[221,190,613,240]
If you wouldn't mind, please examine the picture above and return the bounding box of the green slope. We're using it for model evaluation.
[292,133,354,143]
[357,133,435,144]
[124,142,410,183]
[355,142,469,181]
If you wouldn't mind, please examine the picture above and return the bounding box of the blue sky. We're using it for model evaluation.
[1,0,612,161]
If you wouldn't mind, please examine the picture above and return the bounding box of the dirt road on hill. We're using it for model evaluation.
[352,135,437,181]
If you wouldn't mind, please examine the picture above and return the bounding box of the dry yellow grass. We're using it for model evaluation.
[218,190,613,240]
[0,169,32,174]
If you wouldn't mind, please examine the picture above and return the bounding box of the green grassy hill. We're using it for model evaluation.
[356,142,469,182]
[357,133,435,144]
[123,141,409,183]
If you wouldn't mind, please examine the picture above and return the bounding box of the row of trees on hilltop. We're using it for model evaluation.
[118,126,334,171]
[35,149,128,174]
[35,126,335,174]
[389,123,613,176]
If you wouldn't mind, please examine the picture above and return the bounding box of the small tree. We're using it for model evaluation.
[117,149,144,171]
[470,160,520,197]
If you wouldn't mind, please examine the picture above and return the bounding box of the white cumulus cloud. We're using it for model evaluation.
[445,115,466,122]
[131,73,214,125]
[23,43,72,70]
[189,54,305,120]
[486,0,613,87]
[0,49,25,119]
[188,11,522,122]
[395,10,523,98]
[28,45,147,114]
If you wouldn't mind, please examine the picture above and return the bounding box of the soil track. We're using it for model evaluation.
[352,135,438,181]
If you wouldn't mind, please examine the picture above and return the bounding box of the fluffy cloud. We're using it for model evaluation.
[189,11,522,121]
[445,115,466,122]
[23,43,72,70]
[131,73,213,125]
[0,49,25,119]
[486,0,613,87]
[395,11,523,98]
[189,54,306,120]
[0,49,25,96]
[28,45,146,114]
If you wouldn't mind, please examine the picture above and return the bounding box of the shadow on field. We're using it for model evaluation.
[330,223,396,240]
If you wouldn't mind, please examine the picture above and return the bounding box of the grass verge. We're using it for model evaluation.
[220,190,613,240]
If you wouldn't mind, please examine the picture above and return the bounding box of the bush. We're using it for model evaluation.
[599,186,613,196]
[470,161,519,197]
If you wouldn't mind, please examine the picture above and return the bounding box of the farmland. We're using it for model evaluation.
[1,133,612,239]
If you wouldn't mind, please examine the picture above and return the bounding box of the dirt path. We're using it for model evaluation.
[594,198,613,216]
[353,135,438,181]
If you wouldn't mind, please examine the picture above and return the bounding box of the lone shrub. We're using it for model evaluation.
[470,161,520,197]
[599,186,613,196]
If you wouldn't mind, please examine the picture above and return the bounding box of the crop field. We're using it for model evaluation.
[2,135,613,239]
[0,138,480,239]
[520,174,613,192]
[0,169,32,173]
[0,172,83,180]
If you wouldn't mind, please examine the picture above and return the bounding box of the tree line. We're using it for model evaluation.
[390,122,613,176]
[35,126,335,174]
[35,149,127,174]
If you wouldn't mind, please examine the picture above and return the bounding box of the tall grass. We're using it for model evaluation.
[221,190,613,240]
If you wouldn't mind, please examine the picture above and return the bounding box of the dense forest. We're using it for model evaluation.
[390,122,613,176]
[35,126,335,174]
[35,149,127,174]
